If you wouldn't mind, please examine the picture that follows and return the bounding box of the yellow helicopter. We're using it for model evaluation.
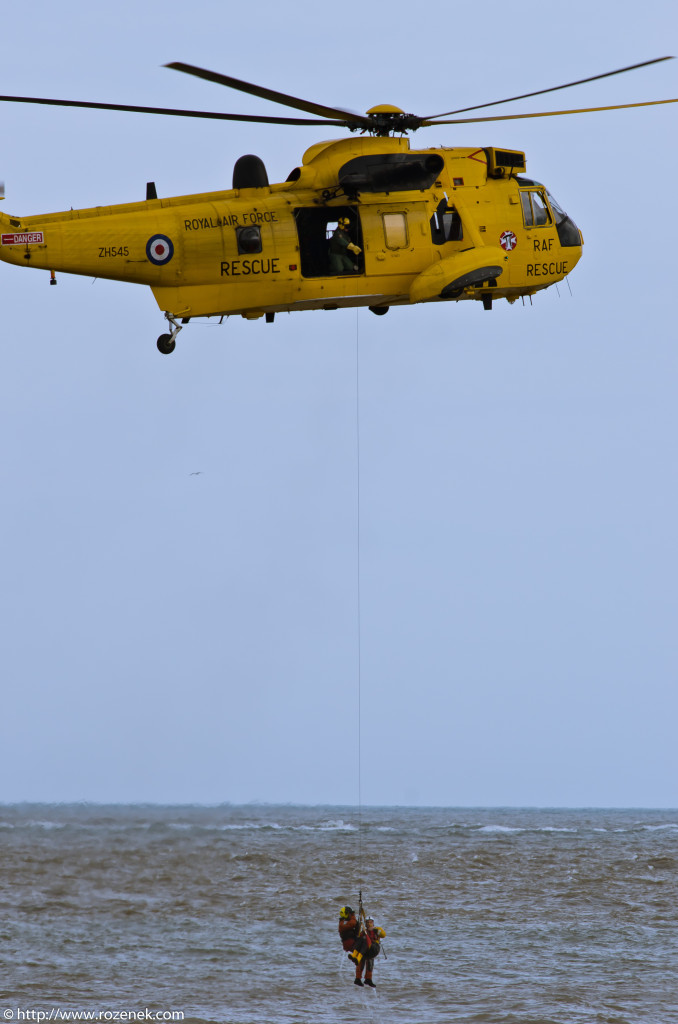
[0,58,675,353]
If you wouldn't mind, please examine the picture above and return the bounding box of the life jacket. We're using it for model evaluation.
[365,925,385,957]
[338,915,359,951]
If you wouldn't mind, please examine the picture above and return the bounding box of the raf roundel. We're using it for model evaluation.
[500,230,518,252]
[146,234,174,266]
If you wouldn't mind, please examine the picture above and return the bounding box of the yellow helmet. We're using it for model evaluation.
[339,905,354,919]
[338,217,350,229]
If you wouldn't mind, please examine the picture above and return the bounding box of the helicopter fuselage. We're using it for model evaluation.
[0,136,583,326]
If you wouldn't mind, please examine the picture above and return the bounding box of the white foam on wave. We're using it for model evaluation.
[477,824,523,833]
[174,818,360,833]
[218,823,267,830]
[294,820,357,832]
[24,821,68,830]
[317,820,357,832]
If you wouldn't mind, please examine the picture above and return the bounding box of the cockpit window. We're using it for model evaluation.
[545,191,567,223]
[520,190,552,227]
[545,190,582,247]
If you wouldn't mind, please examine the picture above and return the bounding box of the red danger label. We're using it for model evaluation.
[2,232,44,245]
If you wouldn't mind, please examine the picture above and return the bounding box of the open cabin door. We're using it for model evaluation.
[294,206,365,278]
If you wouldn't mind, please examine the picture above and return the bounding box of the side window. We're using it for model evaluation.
[520,190,552,228]
[237,226,262,254]
[430,199,463,245]
[531,192,550,226]
[442,211,463,241]
[382,213,408,249]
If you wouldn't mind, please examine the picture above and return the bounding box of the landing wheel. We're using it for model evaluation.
[369,305,389,316]
[482,295,493,311]
[157,333,176,355]
[156,313,184,354]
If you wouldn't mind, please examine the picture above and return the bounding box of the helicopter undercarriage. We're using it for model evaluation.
[156,312,186,356]
[153,279,553,353]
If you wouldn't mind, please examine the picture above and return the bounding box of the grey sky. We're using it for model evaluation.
[1,0,677,807]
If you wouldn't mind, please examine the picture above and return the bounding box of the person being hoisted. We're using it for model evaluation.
[348,915,385,988]
[328,217,362,274]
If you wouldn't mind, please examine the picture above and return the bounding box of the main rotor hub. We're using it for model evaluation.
[363,104,421,136]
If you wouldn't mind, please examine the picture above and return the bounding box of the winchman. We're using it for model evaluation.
[328,217,362,274]
[338,905,360,954]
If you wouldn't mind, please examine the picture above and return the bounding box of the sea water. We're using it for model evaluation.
[1,804,676,1023]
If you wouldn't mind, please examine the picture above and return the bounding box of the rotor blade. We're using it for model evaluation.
[0,93,348,126]
[165,62,371,126]
[420,96,678,126]
[422,56,674,120]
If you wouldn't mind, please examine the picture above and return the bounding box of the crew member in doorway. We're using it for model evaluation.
[329,217,361,273]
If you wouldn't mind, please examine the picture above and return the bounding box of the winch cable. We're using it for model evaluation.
[355,306,363,893]
[352,311,385,960]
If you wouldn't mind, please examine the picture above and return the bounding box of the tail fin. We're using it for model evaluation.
[0,182,10,228]
[0,186,20,232]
